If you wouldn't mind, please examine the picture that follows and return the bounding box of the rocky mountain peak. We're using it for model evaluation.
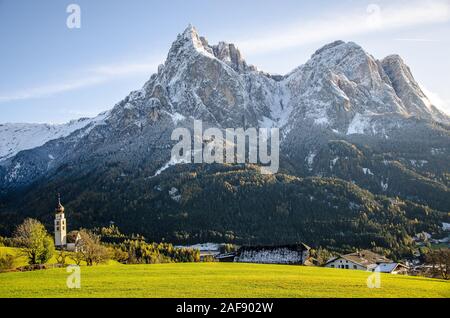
[381,54,448,122]
[312,40,346,56]
[166,25,255,74]
[210,41,255,73]
[308,41,378,81]
[166,25,209,61]
[287,40,381,91]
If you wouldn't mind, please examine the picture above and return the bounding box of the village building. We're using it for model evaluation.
[376,262,409,275]
[54,194,80,252]
[232,243,312,265]
[66,231,81,252]
[325,250,409,274]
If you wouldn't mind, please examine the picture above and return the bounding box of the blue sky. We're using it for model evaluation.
[1,0,449,123]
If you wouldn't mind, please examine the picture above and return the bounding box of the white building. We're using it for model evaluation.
[325,250,409,274]
[375,262,409,274]
[54,194,67,248]
[54,194,80,251]
[234,243,312,265]
[66,231,81,252]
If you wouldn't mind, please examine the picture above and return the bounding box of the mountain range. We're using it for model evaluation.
[1,26,449,255]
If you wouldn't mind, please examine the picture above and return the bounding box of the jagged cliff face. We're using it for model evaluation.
[285,41,403,131]
[0,26,449,214]
[139,26,280,128]
[137,28,448,135]
[381,54,448,122]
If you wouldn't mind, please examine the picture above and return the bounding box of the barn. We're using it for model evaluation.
[233,243,311,265]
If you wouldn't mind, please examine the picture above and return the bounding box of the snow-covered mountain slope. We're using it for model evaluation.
[381,54,448,122]
[282,40,448,134]
[0,112,109,162]
[137,25,282,128]
[143,29,448,135]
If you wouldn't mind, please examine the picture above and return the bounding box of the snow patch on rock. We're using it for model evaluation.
[347,113,371,135]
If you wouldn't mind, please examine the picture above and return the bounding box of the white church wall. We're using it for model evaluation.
[54,213,67,247]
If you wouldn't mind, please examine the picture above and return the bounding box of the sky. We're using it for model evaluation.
[0,0,449,124]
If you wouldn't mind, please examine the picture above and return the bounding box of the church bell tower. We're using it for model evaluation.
[54,194,67,248]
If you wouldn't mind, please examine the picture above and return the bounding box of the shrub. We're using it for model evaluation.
[0,253,17,272]
[13,218,55,265]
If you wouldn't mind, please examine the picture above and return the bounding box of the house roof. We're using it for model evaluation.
[375,263,407,273]
[66,231,80,244]
[326,250,392,268]
[216,253,236,260]
[239,243,311,253]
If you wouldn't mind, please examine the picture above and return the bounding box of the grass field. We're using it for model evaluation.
[0,261,449,298]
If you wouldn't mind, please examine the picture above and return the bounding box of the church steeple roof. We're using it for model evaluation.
[55,193,65,214]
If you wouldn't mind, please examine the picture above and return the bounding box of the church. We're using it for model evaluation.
[54,194,80,252]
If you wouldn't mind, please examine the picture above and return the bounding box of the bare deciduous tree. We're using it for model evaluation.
[55,249,69,266]
[72,229,109,266]
[71,251,84,266]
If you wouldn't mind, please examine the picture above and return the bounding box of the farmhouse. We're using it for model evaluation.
[233,243,311,265]
[325,250,409,274]
[376,262,409,274]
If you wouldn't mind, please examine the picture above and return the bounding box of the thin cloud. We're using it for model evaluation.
[0,59,160,103]
[89,61,159,77]
[394,38,441,42]
[237,0,450,55]
[420,85,450,115]
[0,77,105,103]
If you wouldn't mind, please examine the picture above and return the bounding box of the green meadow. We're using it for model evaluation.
[0,261,448,298]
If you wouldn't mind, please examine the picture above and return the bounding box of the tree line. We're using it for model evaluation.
[0,219,200,272]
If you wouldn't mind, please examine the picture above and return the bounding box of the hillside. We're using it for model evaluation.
[0,263,448,298]
[2,165,448,258]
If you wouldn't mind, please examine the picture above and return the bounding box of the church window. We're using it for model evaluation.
[56,226,60,231]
